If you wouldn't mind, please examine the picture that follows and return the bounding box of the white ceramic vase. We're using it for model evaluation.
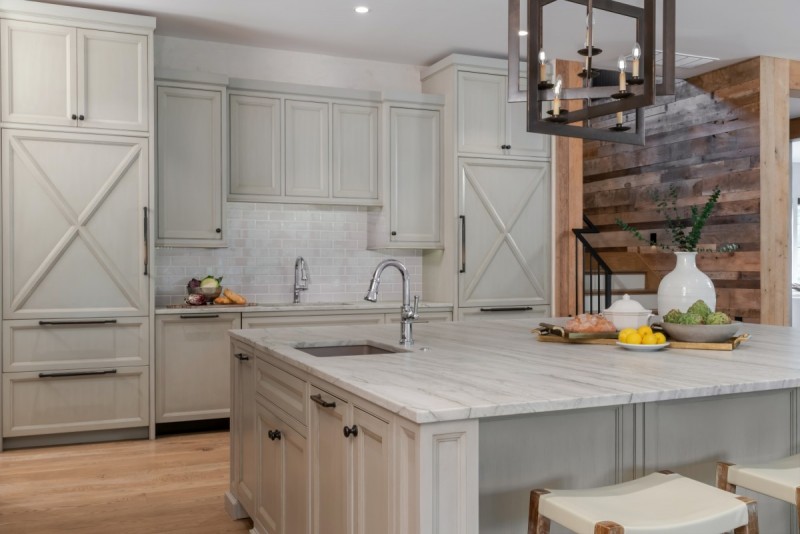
[657,251,716,316]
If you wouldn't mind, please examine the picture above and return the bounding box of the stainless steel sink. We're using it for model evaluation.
[294,343,401,357]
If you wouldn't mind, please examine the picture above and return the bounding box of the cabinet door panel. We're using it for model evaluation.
[285,100,329,198]
[310,386,348,534]
[458,158,551,308]
[1,20,76,127]
[352,406,391,534]
[257,403,284,533]
[232,346,257,515]
[2,129,149,318]
[457,71,505,156]
[506,101,550,159]
[332,104,378,200]
[283,419,310,534]
[157,85,223,245]
[230,94,281,197]
[77,29,148,131]
[390,107,441,244]
[155,313,240,423]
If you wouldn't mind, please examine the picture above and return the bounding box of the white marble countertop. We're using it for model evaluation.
[156,300,453,315]
[229,319,800,424]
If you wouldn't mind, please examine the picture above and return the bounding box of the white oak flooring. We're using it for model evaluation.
[0,431,252,533]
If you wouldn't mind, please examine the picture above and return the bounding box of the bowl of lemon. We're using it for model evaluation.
[616,325,669,351]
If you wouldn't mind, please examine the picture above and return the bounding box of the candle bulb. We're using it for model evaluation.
[538,49,547,82]
[616,111,623,125]
[632,43,641,78]
[553,75,563,116]
[618,56,627,92]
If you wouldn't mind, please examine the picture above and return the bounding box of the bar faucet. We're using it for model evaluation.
[364,259,419,345]
[293,256,309,304]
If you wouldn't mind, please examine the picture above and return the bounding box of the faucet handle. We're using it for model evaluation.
[412,295,420,319]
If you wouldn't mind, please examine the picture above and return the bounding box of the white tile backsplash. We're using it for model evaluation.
[154,202,422,307]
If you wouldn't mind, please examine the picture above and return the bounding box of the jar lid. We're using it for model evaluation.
[604,294,650,314]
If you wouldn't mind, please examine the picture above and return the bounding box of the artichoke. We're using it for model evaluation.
[686,299,712,319]
[662,309,683,324]
[677,312,704,325]
[705,311,732,325]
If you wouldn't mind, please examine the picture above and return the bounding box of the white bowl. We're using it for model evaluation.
[659,322,741,343]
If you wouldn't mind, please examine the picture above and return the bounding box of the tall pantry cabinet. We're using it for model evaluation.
[421,55,553,321]
[0,0,155,449]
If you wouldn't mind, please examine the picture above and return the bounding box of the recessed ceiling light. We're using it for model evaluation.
[518,30,528,36]
[355,6,369,14]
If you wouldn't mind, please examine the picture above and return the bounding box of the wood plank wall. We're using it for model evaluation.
[582,58,768,322]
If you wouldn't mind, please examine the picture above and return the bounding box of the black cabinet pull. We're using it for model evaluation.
[479,306,533,312]
[343,425,358,438]
[78,114,85,121]
[39,319,117,326]
[71,114,78,120]
[268,430,282,441]
[143,207,149,276]
[391,231,397,236]
[215,228,222,233]
[39,369,117,378]
[459,215,466,273]
[179,314,220,319]
[310,394,336,408]
[233,353,250,361]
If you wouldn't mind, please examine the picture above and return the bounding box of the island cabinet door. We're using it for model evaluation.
[309,385,349,534]
[230,344,257,517]
[351,406,391,534]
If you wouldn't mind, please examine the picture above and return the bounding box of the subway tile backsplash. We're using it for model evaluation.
[154,202,422,307]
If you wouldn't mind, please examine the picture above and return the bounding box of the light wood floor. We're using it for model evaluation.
[0,431,253,533]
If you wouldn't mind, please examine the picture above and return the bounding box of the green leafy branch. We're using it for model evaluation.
[615,184,725,252]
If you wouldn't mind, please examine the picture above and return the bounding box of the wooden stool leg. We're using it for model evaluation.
[529,489,551,534]
[733,496,759,534]
[594,520,624,533]
[717,461,737,492]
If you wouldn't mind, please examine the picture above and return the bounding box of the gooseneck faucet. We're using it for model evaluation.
[293,256,309,304]
[364,259,419,345]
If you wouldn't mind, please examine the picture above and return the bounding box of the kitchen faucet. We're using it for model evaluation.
[293,256,309,304]
[364,259,419,345]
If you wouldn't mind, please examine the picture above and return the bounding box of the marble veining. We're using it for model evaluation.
[229,319,800,424]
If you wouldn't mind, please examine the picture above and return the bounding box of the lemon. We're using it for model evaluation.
[654,332,667,344]
[642,333,658,345]
[625,332,642,345]
[618,328,636,343]
[637,325,653,337]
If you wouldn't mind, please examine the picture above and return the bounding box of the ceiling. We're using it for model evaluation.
[30,0,800,116]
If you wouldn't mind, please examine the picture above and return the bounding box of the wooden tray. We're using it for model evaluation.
[532,330,750,351]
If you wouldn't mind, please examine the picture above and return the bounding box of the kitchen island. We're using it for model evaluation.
[226,319,800,534]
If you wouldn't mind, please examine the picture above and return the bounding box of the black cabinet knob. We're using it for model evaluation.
[78,115,85,121]
[268,429,282,441]
[343,425,359,438]
[215,228,222,233]
[71,114,78,120]
[391,231,397,236]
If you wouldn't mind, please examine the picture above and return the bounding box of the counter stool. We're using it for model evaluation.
[529,470,758,534]
[717,455,800,526]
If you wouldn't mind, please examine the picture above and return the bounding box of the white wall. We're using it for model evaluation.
[153,37,426,306]
[154,35,423,92]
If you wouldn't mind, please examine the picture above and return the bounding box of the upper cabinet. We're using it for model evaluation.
[1,19,148,133]
[228,85,381,206]
[156,81,226,247]
[457,70,548,159]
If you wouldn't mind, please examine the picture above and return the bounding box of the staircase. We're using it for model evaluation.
[584,271,658,312]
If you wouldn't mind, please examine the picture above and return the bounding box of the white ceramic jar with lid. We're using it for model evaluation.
[602,294,653,330]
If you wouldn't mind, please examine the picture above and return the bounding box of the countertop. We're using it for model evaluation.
[155,300,453,315]
[229,319,800,424]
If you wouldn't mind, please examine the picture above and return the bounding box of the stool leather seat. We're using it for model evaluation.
[538,472,751,534]
[726,454,800,504]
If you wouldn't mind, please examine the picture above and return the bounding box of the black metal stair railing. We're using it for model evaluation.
[572,215,613,315]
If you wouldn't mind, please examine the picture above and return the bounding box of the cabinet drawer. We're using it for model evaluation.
[3,318,149,373]
[457,306,550,321]
[2,365,149,437]
[256,357,307,426]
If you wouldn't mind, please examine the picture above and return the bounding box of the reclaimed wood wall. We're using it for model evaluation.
[581,58,784,323]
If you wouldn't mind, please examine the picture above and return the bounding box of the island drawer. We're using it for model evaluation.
[2,365,149,437]
[3,318,149,373]
[256,357,307,425]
